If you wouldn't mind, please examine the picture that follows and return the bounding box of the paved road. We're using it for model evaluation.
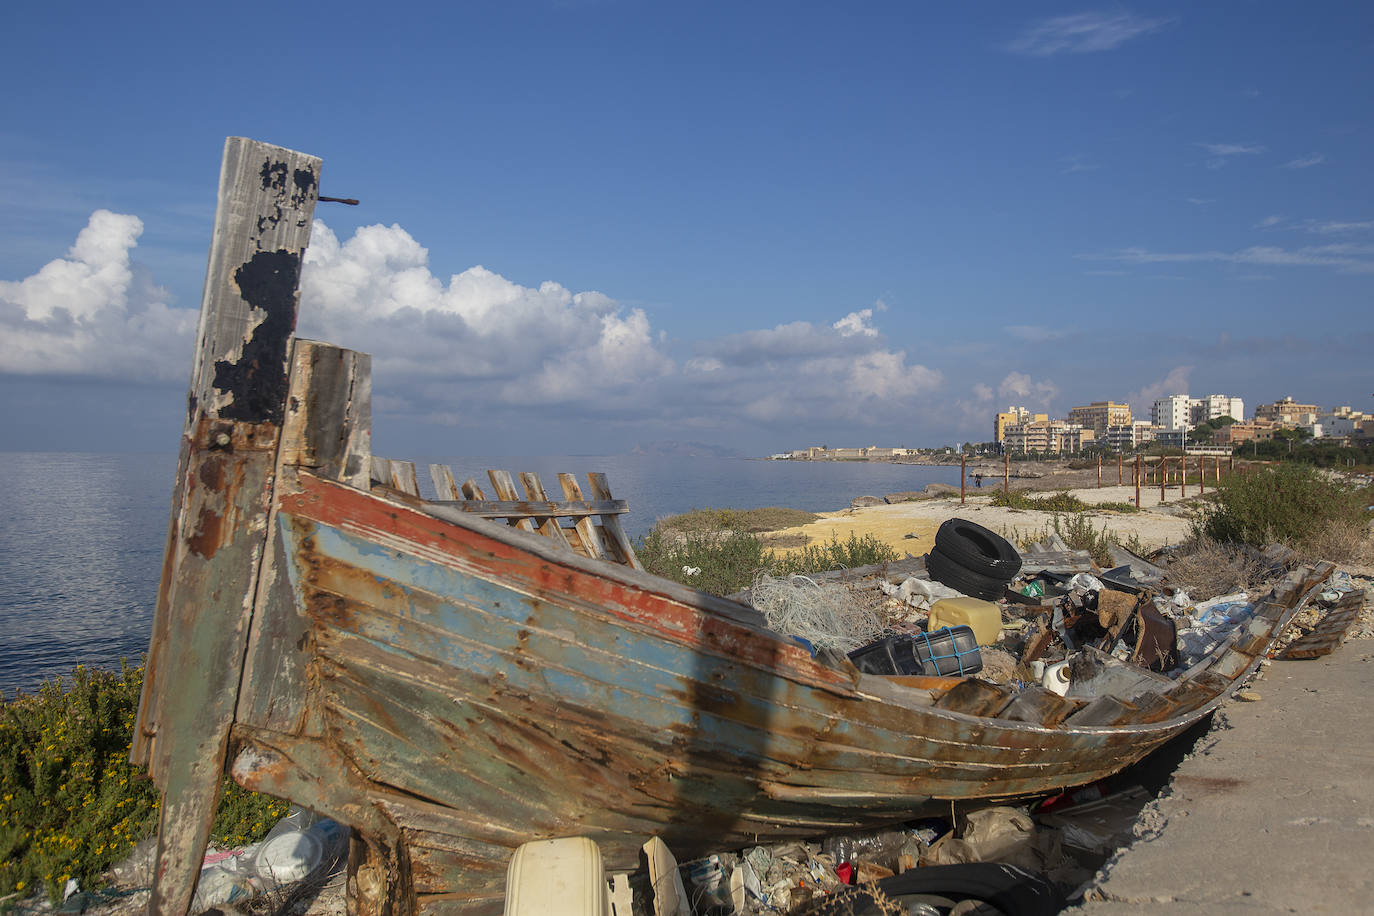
[1069,638,1374,914]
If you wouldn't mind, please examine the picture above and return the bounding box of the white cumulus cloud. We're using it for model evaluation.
[0,210,196,379]
[997,371,1058,407]
[300,221,670,409]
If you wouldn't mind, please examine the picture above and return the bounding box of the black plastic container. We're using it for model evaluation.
[847,626,983,677]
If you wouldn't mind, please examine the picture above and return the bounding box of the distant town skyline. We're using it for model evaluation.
[1,3,1371,456]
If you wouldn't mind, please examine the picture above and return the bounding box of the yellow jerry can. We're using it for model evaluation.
[928,597,1002,646]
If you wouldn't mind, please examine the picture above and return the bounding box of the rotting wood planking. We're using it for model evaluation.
[131,137,321,916]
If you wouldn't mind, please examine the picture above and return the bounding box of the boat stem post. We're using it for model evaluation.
[132,137,322,916]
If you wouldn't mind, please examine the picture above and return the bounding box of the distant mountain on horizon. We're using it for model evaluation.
[630,440,744,459]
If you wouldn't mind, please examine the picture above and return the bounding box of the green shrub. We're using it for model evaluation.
[0,665,289,904]
[1196,464,1371,548]
[989,490,1090,512]
[637,528,900,596]
[637,527,774,596]
[772,534,899,578]
[654,506,820,535]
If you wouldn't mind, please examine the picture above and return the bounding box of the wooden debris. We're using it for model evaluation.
[1281,589,1366,659]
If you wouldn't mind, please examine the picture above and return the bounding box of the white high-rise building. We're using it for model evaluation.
[1189,394,1245,426]
[1152,394,1192,431]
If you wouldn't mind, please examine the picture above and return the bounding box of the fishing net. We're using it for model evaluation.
[749,573,888,652]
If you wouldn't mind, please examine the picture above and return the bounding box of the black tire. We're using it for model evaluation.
[926,546,1008,601]
[934,518,1022,579]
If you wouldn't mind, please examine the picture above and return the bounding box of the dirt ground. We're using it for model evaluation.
[763,483,1197,557]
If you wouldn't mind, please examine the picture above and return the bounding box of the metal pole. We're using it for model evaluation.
[1135,454,1141,507]
[1200,455,1206,493]
[1118,452,1123,486]
[1097,454,1102,488]
[961,453,966,505]
[1004,451,1009,494]
[1160,457,1167,503]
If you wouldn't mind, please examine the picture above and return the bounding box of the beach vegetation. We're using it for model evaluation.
[0,664,288,905]
[637,524,898,596]
[1195,463,1371,553]
[653,506,820,536]
[989,490,1139,514]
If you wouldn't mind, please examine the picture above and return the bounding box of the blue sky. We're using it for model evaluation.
[2,2,1370,456]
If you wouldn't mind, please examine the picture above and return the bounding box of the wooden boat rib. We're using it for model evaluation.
[134,138,1334,916]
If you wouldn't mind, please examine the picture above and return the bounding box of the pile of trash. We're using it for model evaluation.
[638,785,1156,915]
[751,518,1369,700]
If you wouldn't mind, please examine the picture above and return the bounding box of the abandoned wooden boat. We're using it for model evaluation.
[133,138,1334,916]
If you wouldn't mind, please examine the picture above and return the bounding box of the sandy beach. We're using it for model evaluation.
[764,484,1198,556]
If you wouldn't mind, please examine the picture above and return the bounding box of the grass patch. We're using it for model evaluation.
[989,490,1089,512]
[989,490,1139,514]
[0,664,289,904]
[637,527,898,596]
[1093,501,1141,514]
[1195,464,1372,551]
[654,506,820,535]
[1006,514,1147,568]
[772,534,899,579]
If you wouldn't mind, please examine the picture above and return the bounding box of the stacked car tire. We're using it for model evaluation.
[925,519,1022,601]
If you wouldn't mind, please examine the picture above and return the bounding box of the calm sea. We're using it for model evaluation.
[0,451,959,696]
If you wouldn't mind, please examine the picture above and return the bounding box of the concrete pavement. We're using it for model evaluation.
[1069,638,1374,914]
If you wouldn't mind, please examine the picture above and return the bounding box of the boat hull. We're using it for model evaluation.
[228,470,1204,911]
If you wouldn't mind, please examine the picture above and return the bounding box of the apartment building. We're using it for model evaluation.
[1067,401,1133,436]
[994,406,1048,445]
[1152,394,1192,431]
[1003,420,1094,455]
[1189,394,1245,426]
[1102,420,1156,451]
[1255,396,1320,426]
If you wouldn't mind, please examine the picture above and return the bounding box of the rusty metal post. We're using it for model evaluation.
[1135,454,1141,507]
[960,453,966,505]
[1097,454,1102,488]
[1199,455,1205,493]
[1160,457,1167,503]
[1118,453,1123,486]
[1004,451,1009,494]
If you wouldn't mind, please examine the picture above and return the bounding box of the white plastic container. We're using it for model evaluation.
[1042,661,1072,696]
[504,837,610,916]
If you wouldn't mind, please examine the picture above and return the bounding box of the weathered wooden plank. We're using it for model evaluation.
[132,137,322,916]
[429,464,461,500]
[486,470,539,533]
[933,680,1016,718]
[1283,590,1366,659]
[460,477,487,500]
[517,471,574,550]
[559,473,608,560]
[378,458,420,496]
[1065,696,1139,727]
[278,340,372,489]
[429,497,628,518]
[587,472,643,570]
[999,687,1085,727]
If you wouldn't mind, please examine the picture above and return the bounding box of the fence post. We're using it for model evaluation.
[961,453,966,505]
[1135,454,1141,507]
